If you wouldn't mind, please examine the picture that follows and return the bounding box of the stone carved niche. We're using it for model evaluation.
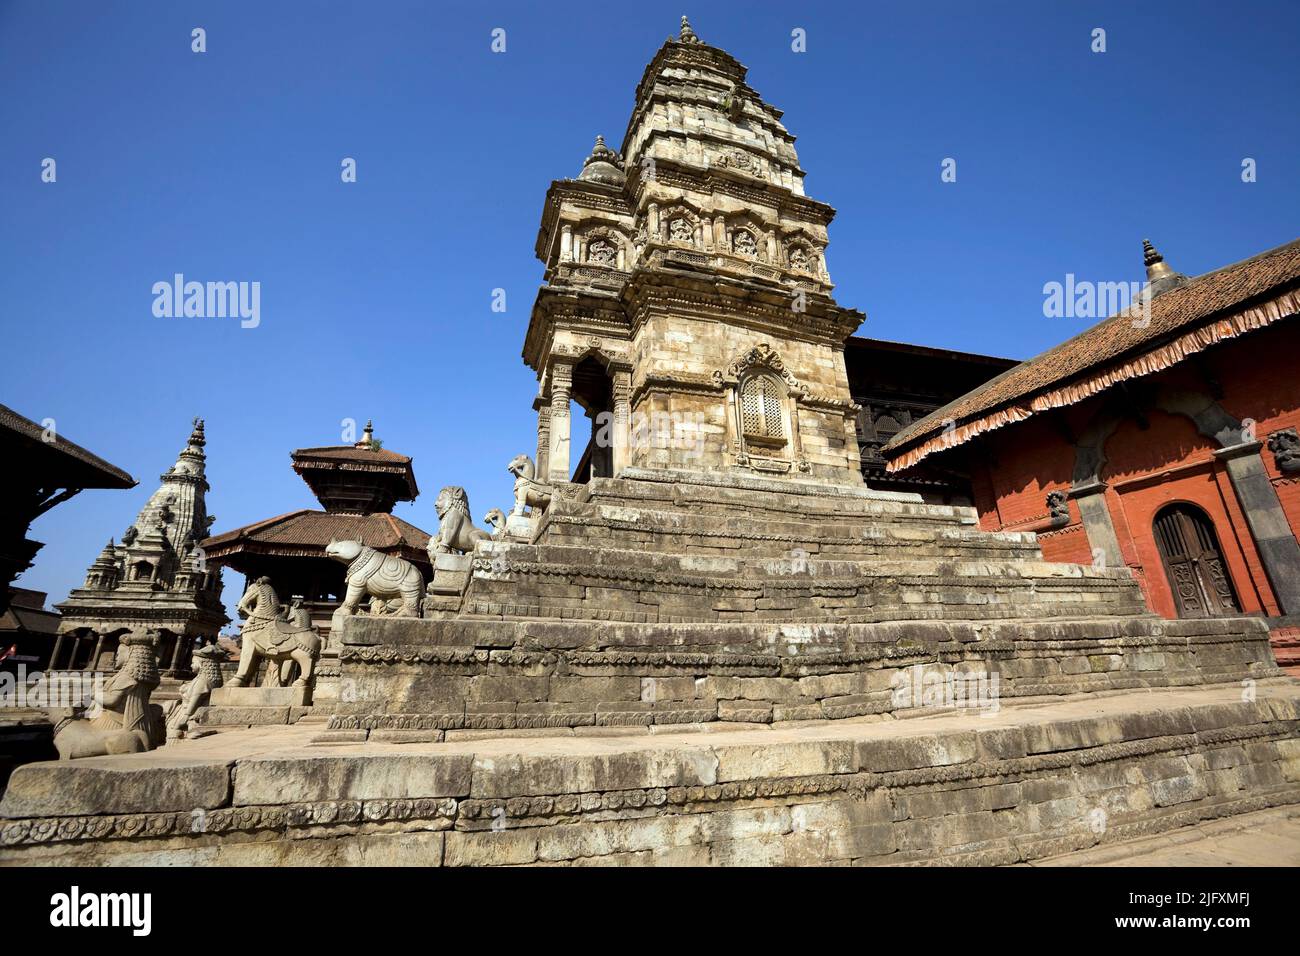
[732,228,758,258]
[587,239,617,265]
[581,226,626,270]
[786,241,821,275]
[669,217,695,244]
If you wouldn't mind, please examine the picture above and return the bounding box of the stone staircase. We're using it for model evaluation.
[330,470,1279,733]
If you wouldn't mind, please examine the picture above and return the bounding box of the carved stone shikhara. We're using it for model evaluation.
[53,630,165,759]
[53,419,226,677]
[229,577,322,689]
[327,540,424,619]
[1268,427,1300,474]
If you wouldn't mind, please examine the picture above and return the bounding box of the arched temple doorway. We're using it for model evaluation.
[1153,503,1241,618]
[570,355,614,482]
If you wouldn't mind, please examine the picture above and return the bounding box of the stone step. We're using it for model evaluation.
[329,613,1279,732]
[455,539,1145,625]
[577,471,978,529]
[537,501,1043,561]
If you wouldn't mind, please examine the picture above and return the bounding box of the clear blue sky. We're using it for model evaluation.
[3,0,1297,623]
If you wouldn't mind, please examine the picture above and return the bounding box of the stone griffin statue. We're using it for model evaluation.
[1267,427,1300,474]
[326,539,424,617]
[509,454,554,517]
[53,630,165,759]
[1046,490,1070,524]
[483,508,507,537]
[430,486,492,554]
[163,642,227,741]
[229,577,322,688]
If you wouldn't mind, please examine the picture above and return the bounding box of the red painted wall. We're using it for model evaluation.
[960,320,1300,622]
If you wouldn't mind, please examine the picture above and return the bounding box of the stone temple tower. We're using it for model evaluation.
[524,16,864,486]
[53,419,227,677]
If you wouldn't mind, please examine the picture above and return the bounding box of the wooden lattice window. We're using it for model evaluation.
[741,374,786,445]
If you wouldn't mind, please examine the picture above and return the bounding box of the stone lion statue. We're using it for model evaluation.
[326,539,424,618]
[54,630,165,759]
[509,454,554,517]
[430,486,492,554]
[229,577,322,688]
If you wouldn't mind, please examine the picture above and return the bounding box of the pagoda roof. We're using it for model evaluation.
[0,403,135,489]
[885,237,1300,471]
[202,509,431,563]
[289,441,419,505]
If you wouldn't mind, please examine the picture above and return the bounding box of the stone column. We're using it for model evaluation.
[612,370,632,475]
[560,224,573,262]
[49,632,67,670]
[1215,440,1300,615]
[548,361,574,484]
[89,632,106,671]
[534,397,551,481]
[648,203,660,240]
[1069,480,1124,570]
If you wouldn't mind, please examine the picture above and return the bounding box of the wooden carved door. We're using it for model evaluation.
[1153,504,1240,617]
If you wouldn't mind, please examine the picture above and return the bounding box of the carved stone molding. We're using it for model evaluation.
[711,343,807,396]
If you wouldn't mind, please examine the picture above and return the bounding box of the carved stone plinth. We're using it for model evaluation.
[209,686,310,708]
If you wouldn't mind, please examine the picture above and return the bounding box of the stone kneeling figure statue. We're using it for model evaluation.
[163,642,228,741]
[53,629,166,759]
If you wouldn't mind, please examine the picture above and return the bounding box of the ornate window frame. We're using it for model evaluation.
[712,343,811,473]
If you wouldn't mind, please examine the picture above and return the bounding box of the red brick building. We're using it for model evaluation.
[883,238,1300,673]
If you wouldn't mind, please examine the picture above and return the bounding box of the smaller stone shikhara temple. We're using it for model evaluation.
[1,17,1297,868]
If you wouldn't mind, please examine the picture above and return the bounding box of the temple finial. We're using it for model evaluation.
[680,15,700,44]
[1140,238,1186,298]
[360,419,375,448]
[1142,238,1163,269]
[188,417,205,447]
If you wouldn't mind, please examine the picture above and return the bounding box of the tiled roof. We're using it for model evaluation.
[0,403,135,488]
[292,445,411,464]
[883,238,1300,469]
[202,509,431,557]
